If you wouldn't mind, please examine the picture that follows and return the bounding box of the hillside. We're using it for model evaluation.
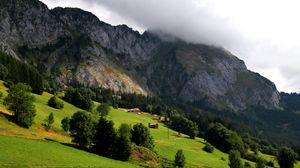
[0,80,299,168]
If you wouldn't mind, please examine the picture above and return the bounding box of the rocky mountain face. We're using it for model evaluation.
[0,0,280,112]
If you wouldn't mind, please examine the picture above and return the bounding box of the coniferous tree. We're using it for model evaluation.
[44,112,54,131]
[174,149,185,168]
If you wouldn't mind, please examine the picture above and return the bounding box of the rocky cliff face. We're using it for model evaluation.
[0,0,280,111]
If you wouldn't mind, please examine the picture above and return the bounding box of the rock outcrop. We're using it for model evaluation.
[0,0,280,111]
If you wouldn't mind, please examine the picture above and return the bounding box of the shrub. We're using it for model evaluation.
[4,83,36,128]
[244,162,251,168]
[203,143,214,153]
[96,103,110,117]
[61,117,70,132]
[277,147,298,168]
[169,115,199,139]
[243,153,260,162]
[205,123,245,154]
[228,150,243,168]
[48,96,64,109]
[256,157,265,168]
[64,87,95,111]
[131,123,154,150]
[69,111,96,147]
[265,161,274,167]
[174,150,185,168]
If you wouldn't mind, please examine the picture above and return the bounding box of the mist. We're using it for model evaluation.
[41,0,300,93]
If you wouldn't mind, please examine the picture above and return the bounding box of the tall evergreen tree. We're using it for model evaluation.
[174,150,185,168]
[44,112,54,131]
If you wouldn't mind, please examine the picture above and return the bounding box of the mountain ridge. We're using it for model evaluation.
[0,0,280,112]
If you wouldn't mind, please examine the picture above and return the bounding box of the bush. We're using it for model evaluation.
[174,150,185,168]
[64,87,95,111]
[244,162,251,168]
[61,117,70,132]
[265,161,274,167]
[69,111,96,147]
[228,150,243,168]
[131,123,154,150]
[169,115,199,139]
[48,96,64,109]
[96,103,110,117]
[4,83,36,128]
[44,112,54,131]
[256,157,265,168]
[203,143,214,153]
[205,123,245,154]
[277,147,298,168]
[243,153,260,162]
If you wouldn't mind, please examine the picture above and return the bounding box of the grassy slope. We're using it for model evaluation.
[0,80,299,168]
[0,136,139,168]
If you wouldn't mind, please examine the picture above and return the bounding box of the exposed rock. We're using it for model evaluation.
[0,0,280,111]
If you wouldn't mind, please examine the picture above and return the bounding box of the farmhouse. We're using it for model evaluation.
[126,108,141,113]
[148,123,159,129]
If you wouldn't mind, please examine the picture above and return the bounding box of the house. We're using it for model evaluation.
[148,123,159,129]
[126,108,141,113]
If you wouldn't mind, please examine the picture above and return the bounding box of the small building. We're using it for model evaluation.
[159,116,170,122]
[126,108,141,113]
[148,123,159,129]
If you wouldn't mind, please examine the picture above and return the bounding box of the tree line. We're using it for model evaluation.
[0,52,44,94]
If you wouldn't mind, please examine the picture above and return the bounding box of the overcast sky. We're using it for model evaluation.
[41,0,300,93]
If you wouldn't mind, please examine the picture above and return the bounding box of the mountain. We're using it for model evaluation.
[0,0,280,112]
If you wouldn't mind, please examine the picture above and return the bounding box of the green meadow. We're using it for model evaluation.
[0,80,299,168]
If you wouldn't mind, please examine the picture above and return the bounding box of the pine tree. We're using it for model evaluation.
[44,112,54,131]
[174,150,185,167]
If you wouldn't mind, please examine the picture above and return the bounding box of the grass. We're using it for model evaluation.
[108,108,258,168]
[0,136,140,168]
[0,80,299,168]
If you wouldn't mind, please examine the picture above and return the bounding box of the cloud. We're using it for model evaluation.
[40,0,300,92]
